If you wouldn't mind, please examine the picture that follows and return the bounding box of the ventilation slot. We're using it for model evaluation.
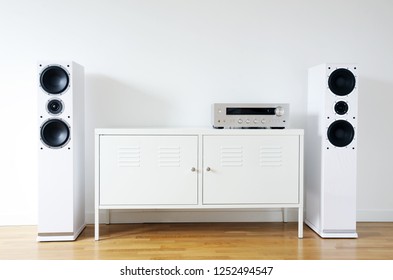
[260,146,282,167]
[158,146,181,167]
[118,146,140,167]
[220,146,243,167]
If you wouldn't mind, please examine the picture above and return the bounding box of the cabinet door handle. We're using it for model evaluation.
[191,167,196,172]
[206,167,211,171]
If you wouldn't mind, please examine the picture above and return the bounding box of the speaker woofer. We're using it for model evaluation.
[328,68,356,96]
[327,120,354,147]
[40,66,69,94]
[40,119,70,148]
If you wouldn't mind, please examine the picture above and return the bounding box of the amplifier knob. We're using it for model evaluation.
[275,106,285,117]
[238,119,243,124]
[253,119,258,124]
[246,119,250,124]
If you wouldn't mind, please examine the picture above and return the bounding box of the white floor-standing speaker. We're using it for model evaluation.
[305,63,358,238]
[37,61,85,241]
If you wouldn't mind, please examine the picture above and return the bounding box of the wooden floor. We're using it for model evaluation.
[0,222,392,260]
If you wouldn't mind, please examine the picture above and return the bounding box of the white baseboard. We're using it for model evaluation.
[2,209,392,226]
[86,208,393,225]
[86,208,300,224]
[357,209,393,222]
[0,213,37,226]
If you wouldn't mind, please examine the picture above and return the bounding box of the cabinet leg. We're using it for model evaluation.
[95,209,99,241]
[298,207,303,239]
[282,208,288,223]
[105,210,110,225]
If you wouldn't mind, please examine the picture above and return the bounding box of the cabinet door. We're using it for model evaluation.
[203,135,299,204]
[99,135,198,205]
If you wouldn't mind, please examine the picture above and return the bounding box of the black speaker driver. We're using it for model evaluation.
[47,99,64,115]
[334,101,349,115]
[327,120,355,147]
[328,68,356,96]
[40,119,70,148]
[40,66,69,94]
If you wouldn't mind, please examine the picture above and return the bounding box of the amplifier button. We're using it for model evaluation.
[253,119,258,124]
[238,119,243,124]
[245,119,250,124]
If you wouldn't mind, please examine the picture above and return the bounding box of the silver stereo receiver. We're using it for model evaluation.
[212,103,289,129]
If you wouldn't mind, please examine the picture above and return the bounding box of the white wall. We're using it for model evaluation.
[1,0,392,225]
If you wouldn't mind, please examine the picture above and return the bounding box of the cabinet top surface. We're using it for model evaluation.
[95,127,303,136]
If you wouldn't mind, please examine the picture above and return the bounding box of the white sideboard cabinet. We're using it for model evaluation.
[95,128,304,240]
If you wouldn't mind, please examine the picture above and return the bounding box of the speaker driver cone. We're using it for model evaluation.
[47,99,64,115]
[334,101,349,115]
[40,66,69,94]
[328,68,356,96]
[327,120,354,147]
[41,119,70,148]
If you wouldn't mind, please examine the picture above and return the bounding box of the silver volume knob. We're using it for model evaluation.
[275,106,285,117]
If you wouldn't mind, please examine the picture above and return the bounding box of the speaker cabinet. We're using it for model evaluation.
[305,63,358,238]
[37,61,85,241]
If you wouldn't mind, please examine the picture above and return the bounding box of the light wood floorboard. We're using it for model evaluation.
[0,222,392,260]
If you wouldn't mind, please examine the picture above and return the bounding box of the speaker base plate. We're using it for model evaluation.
[305,219,358,239]
[37,224,86,242]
